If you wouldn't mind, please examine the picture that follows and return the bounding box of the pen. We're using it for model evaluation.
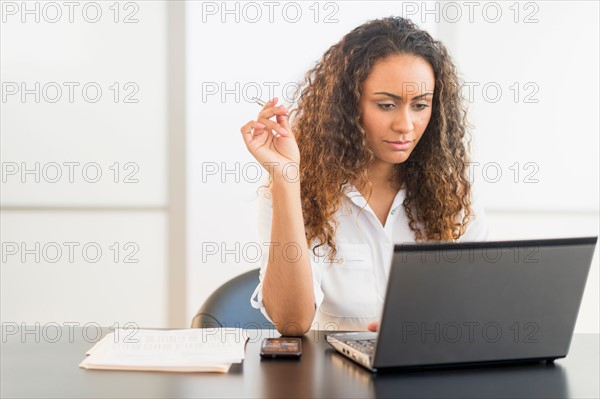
[253,98,267,107]
[253,97,288,117]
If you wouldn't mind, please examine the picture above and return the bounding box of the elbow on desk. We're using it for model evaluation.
[265,304,316,337]
[272,318,313,337]
[262,285,316,336]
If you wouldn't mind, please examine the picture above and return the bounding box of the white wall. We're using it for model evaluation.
[438,1,599,211]
[1,1,170,328]
[186,1,598,333]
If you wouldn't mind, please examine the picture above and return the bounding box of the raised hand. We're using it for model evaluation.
[240,97,300,181]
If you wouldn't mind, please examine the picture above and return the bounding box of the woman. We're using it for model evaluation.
[241,16,488,336]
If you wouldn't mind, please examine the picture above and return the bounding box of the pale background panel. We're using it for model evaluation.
[186,1,599,333]
[437,1,599,211]
[0,211,167,327]
[1,1,172,328]
[0,1,167,206]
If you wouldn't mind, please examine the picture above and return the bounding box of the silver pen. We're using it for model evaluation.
[253,98,267,107]
[253,97,288,117]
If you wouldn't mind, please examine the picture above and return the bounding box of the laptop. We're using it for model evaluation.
[325,237,598,372]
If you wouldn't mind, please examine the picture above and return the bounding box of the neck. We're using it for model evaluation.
[353,160,402,191]
[369,160,395,186]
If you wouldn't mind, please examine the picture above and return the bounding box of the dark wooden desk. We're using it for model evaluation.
[1,327,598,398]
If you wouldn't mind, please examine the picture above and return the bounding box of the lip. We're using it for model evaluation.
[384,140,412,151]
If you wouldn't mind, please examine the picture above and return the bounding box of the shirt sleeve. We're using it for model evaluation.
[249,179,325,325]
[459,180,490,242]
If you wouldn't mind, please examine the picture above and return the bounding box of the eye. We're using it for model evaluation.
[413,103,430,111]
[377,103,395,110]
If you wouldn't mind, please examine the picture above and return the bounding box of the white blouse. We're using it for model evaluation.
[250,179,489,331]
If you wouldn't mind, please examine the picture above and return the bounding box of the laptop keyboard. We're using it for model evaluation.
[343,339,376,355]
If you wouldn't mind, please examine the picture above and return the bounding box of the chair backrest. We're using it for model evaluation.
[191,268,275,329]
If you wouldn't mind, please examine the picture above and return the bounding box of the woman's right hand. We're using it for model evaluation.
[240,97,300,180]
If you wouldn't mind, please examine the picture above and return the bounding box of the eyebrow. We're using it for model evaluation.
[373,91,434,100]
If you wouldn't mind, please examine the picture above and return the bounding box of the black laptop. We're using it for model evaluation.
[326,237,598,371]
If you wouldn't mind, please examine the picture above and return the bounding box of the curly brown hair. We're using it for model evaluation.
[264,16,473,262]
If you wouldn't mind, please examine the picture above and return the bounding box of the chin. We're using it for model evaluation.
[386,152,412,164]
[393,157,411,165]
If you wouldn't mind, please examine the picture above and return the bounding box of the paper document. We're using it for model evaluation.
[79,328,249,373]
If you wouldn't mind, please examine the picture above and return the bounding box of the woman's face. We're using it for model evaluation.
[358,54,435,166]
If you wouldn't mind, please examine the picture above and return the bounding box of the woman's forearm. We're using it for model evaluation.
[262,175,315,336]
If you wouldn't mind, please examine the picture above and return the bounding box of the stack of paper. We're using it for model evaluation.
[79,328,249,373]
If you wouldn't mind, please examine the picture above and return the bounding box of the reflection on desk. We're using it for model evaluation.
[1,327,598,398]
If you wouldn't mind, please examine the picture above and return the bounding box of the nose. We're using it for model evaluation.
[392,106,414,134]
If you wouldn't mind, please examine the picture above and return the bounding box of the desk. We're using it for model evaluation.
[1,327,598,398]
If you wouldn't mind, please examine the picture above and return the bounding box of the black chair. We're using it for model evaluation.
[191,268,275,329]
